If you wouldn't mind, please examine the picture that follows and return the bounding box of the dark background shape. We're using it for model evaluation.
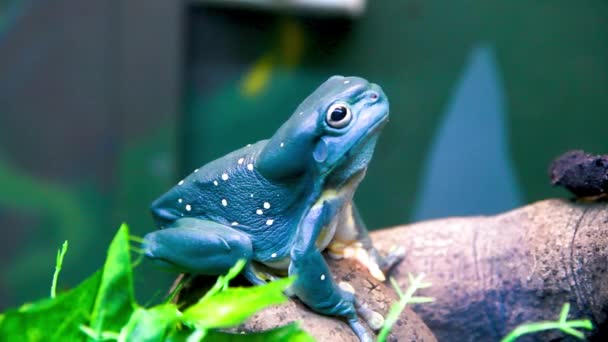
[0,0,606,312]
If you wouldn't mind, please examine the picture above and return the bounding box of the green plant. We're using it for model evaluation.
[50,240,68,299]
[377,274,434,342]
[0,224,313,342]
[500,303,593,342]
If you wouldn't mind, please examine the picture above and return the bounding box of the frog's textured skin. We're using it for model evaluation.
[143,76,400,341]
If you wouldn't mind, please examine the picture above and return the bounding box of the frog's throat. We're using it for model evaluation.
[324,134,379,189]
[316,111,387,178]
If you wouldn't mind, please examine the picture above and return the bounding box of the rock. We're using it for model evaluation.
[372,199,608,341]
[174,256,437,341]
[176,198,606,341]
[240,257,437,341]
[549,150,608,199]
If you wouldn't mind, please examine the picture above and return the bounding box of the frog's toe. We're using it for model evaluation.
[348,317,373,342]
[356,302,384,331]
[330,242,386,281]
[338,281,356,295]
[366,310,384,331]
[378,245,406,273]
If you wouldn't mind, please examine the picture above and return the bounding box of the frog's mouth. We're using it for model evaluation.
[143,246,181,271]
[142,235,176,267]
[147,256,179,270]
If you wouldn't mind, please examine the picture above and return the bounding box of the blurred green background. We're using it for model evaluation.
[0,0,606,310]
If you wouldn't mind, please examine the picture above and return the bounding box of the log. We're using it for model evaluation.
[372,199,607,341]
[177,198,607,341]
[240,257,437,341]
[175,256,437,341]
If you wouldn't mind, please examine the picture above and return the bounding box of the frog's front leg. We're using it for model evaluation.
[289,202,372,342]
[142,217,262,284]
[329,203,405,281]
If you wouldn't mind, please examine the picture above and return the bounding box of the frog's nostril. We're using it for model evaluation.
[370,93,378,100]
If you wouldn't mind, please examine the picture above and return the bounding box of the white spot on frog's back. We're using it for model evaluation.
[231,221,239,226]
[280,142,284,148]
[178,180,184,186]
[185,204,192,211]
[247,163,254,171]
[263,202,270,209]
[320,274,326,281]
[178,198,183,203]
[271,253,277,258]
[221,199,228,207]
[266,219,274,226]
[221,173,229,181]
[343,80,350,84]
[238,158,244,165]
[213,180,219,186]
[256,209,263,215]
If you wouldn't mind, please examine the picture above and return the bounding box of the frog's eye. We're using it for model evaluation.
[326,103,352,129]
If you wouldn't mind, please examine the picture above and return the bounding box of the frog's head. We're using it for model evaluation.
[257,76,389,184]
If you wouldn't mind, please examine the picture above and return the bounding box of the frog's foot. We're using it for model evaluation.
[339,281,385,332]
[328,241,394,281]
[247,269,298,297]
[245,262,298,296]
[348,317,373,342]
[243,264,269,286]
[356,300,384,331]
[372,244,406,274]
[336,282,374,341]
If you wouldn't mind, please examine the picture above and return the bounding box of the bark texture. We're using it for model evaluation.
[240,257,437,341]
[178,198,607,341]
[372,198,607,341]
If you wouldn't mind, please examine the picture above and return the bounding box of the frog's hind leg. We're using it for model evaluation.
[328,203,405,282]
[142,217,255,276]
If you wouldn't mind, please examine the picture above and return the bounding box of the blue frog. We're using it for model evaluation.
[143,76,403,341]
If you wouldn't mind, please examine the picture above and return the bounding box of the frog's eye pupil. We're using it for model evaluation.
[331,107,347,121]
[326,104,352,129]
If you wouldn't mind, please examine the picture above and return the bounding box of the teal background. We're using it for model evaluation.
[0,0,607,310]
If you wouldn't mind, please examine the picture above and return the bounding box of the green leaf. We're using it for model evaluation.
[0,270,102,341]
[200,259,246,302]
[89,223,136,334]
[183,277,294,329]
[118,304,181,342]
[80,304,183,342]
[0,224,137,342]
[201,323,315,342]
[0,230,310,342]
